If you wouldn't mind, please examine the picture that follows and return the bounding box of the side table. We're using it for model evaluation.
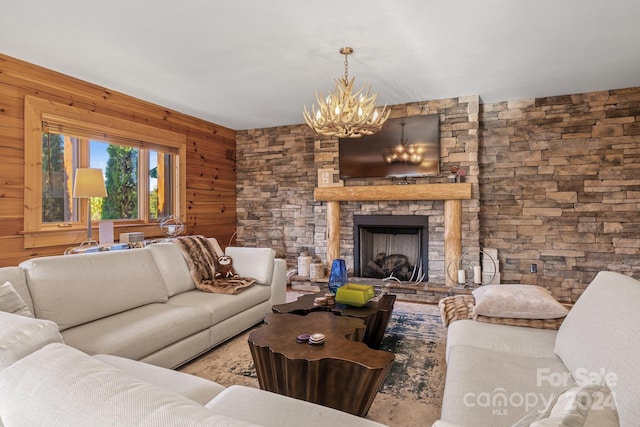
[248,312,394,417]
[272,292,396,349]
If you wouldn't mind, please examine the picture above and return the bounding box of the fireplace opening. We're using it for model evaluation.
[354,215,428,283]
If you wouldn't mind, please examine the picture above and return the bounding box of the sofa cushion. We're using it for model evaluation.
[440,346,571,426]
[554,271,640,427]
[472,284,568,319]
[225,246,275,285]
[20,249,169,330]
[0,311,63,370]
[147,242,196,296]
[445,319,559,363]
[0,266,33,313]
[0,281,33,317]
[94,353,225,405]
[167,285,272,325]
[0,343,259,427]
[61,303,211,361]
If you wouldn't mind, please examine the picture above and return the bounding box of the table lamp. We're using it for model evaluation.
[73,168,107,245]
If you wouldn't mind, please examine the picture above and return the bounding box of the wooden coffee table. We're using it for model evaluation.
[271,292,396,349]
[248,312,394,417]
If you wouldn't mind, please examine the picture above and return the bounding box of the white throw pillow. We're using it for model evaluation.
[528,384,619,427]
[0,311,63,370]
[225,246,275,285]
[511,384,619,427]
[472,284,568,319]
[0,281,34,318]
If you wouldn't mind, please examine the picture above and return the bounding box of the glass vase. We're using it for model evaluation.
[328,259,348,294]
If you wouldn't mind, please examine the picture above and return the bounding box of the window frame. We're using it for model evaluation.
[23,96,186,249]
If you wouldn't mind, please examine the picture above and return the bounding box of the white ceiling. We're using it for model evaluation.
[2,0,640,131]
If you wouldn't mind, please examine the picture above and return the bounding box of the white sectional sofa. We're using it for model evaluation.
[0,238,286,368]
[0,238,388,426]
[0,310,388,426]
[434,271,639,427]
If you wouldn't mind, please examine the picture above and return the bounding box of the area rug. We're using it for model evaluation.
[178,296,446,427]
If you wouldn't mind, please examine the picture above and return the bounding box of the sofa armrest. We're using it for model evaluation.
[270,258,287,305]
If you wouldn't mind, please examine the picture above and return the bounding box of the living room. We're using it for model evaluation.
[1,3,639,298]
[1,2,639,426]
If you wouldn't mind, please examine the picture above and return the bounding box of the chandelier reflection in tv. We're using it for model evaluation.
[383,122,425,165]
[339,115,440,179]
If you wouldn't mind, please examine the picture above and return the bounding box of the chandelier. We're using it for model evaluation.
[383,122,425,165]
[303,47,390,138]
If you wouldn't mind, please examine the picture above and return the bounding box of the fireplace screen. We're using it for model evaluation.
[354,215,428,283]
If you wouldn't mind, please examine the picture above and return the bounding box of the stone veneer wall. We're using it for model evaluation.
[236,96,481,284]
[479,88,640,301]
[236,87,640,302]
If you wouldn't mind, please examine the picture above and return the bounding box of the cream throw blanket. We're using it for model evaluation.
[173,235,255,295]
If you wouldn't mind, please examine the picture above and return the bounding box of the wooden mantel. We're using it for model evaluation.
[314,183,472,287]
[314,183,471,202]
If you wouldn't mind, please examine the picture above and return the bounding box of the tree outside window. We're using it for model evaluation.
[102,145,139,220]
[41,134,173,224]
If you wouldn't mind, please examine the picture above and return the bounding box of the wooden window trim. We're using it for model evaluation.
[23,96,187,249]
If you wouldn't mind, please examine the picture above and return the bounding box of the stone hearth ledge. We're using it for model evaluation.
[289,275,473,304]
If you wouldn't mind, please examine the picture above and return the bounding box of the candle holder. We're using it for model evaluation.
[446,250,497,288]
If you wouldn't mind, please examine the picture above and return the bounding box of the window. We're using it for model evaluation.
[24,96,186,248]
[41,135,173,223]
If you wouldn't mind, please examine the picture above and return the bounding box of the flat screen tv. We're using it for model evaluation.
[338,115,440,179]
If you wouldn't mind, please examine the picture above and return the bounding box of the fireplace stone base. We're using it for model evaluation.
[289,275,473,304]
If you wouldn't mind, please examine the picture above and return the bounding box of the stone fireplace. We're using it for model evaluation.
[354,215,428,282]
[235,95,481,288]
[314,183,472,286]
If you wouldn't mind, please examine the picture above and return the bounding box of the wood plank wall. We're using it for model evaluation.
[0,54,237,267]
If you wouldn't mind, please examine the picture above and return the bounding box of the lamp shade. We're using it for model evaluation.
[73,168,107,198]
